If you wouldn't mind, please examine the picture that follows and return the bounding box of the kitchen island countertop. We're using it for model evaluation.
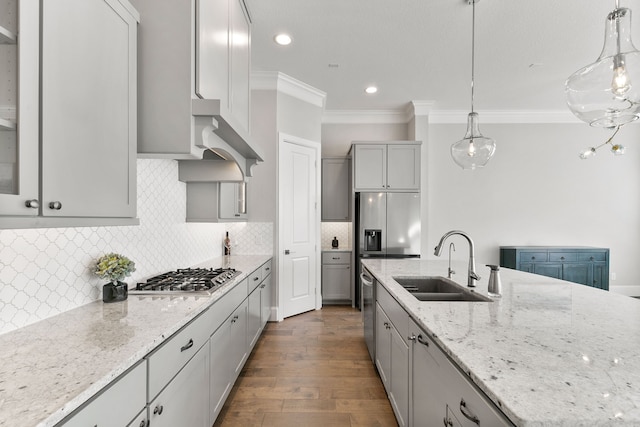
[0,254,271,427]
[362,258,640,427]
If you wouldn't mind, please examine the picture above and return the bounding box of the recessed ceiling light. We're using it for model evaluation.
[365,86,378,94]
[274,34,292,46]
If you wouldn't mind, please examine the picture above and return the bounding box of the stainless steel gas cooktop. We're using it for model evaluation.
[131,268,241,295]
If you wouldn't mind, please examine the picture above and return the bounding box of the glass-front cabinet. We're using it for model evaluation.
[0,0,39,216]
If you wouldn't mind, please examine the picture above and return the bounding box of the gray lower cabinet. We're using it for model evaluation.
[374,281,513,427]
[321,251,351,304]
[409,319,513,427]
[500,246,610,290]
[58,361,147,427]
[376,284,409,427]
[149,344,210,427]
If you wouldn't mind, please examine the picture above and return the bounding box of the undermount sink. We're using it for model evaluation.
[393,276,492,302]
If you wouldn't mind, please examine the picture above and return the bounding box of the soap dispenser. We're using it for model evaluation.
[486,265,502,298]
[331,236,339,248]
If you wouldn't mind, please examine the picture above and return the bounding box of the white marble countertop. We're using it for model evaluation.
[362,258,640,427]
[0,254,271,427]
[321,247,352,252]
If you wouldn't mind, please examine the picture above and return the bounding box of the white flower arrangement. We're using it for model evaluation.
[94,253,136,283]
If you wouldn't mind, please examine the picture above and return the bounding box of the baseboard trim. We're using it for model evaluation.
[609,285,640,297]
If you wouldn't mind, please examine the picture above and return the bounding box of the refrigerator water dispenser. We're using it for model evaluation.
[364,229,382,252]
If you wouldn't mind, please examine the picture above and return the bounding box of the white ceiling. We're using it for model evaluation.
[247,0,636,115]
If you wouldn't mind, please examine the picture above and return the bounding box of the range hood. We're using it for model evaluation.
[177,99,263,183]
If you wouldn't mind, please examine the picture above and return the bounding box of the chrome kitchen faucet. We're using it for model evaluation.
[434,230,480,288]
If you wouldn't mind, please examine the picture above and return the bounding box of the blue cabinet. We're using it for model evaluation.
[500,246,609,290]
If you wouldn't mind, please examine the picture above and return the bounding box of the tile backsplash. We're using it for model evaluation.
[321,222,352,249]
[0,159,273,335]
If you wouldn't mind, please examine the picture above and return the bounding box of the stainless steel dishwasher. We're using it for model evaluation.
[361,266,375,362]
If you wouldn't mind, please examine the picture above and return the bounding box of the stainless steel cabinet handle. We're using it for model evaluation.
[25,199,39,209]
[417,334,429,347]
[49,201,62,210]
[332,257,340,260]
[153,405,164,415]
[408,334,416,342]
[231,315,239,323]
[253,276,259,281]
[459,399,480,425]
[180,338,194,352]
[265,267,270,271]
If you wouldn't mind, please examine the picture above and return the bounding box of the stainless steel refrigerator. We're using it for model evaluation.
[356,192,421,361]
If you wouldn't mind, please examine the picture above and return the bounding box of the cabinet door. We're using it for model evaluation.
[0,0,39,216]
[593,262,609,290]
[410,325,445,427]
[322,264,351,301]
[149,344,209,427]
[229,0,251,132]
[219,182,248,220]
[387,144,420,190]
[230,299,248,379]
[321,158,350,221]
[389,325,409,427]
[195,0,229,102]
[562,263,592,286]
[354,145,386,190]
[260,274,272,327]
[533,263,562,280]
[375,303,391,390]
[248,285,262,348]
[40,0,137,218]
[210,318,232,424]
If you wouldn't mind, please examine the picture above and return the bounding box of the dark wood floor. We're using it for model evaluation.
[214,305,398,427]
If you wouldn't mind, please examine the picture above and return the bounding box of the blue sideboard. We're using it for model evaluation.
[499,246,609,291]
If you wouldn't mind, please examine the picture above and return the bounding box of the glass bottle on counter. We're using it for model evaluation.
[224,231,231,256]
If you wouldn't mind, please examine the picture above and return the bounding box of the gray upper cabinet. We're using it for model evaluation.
[321,158,350,221]
[0,0,139,227]
[0,0,39,217]
[41,0,138,219]
[352,142,420,191]
[133,0,262,179]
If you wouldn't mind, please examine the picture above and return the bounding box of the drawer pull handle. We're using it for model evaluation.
[560,256,565,260]
[332,257,340,260]
[408,334,417,342]
[265,267,270,271]
[153,405,164,415]
[231,315,239,323]
[49,201,62,210]
[459,399,480,425]
[254,277,259,281]
[417,334,429,347]
[260,284,266,289]
[590,256,595,261]
[443,417,453,427]
[531,256,535,260]
[25,199,39,209]
[180,339,194,352]
[139,420,149,427]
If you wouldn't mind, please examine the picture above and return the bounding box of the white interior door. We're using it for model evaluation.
[278,134,321,319]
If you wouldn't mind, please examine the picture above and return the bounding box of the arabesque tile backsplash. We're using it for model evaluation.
[0,159,273,335]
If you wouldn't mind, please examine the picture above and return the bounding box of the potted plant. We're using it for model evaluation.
[94,253,136,303]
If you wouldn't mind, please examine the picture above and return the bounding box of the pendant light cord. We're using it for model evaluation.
[470,0,476,113]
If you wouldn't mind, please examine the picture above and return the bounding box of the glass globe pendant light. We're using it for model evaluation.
[451,0,496,170]
[566,0,640,128]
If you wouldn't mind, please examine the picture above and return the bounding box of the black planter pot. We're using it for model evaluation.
[103,281,128,303]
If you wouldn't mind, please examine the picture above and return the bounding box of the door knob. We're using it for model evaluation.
[285,249,290,255]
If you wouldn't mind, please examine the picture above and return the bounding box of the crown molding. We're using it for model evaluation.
[251,71,326,108]
[322,107,584,125]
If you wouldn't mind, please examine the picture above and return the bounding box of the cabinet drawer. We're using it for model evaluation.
[247,268,263,293]
[578,252,607,262]
[519,252,547,262]
[205,278,247,336]
[147,308,213,400]
[549,252,577,262]
[376,283,408,339]
[261,259,272,277]
[322,252,350,264]
[61,361,146,427]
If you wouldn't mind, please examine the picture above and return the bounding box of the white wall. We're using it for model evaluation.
[322,120,640,294]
